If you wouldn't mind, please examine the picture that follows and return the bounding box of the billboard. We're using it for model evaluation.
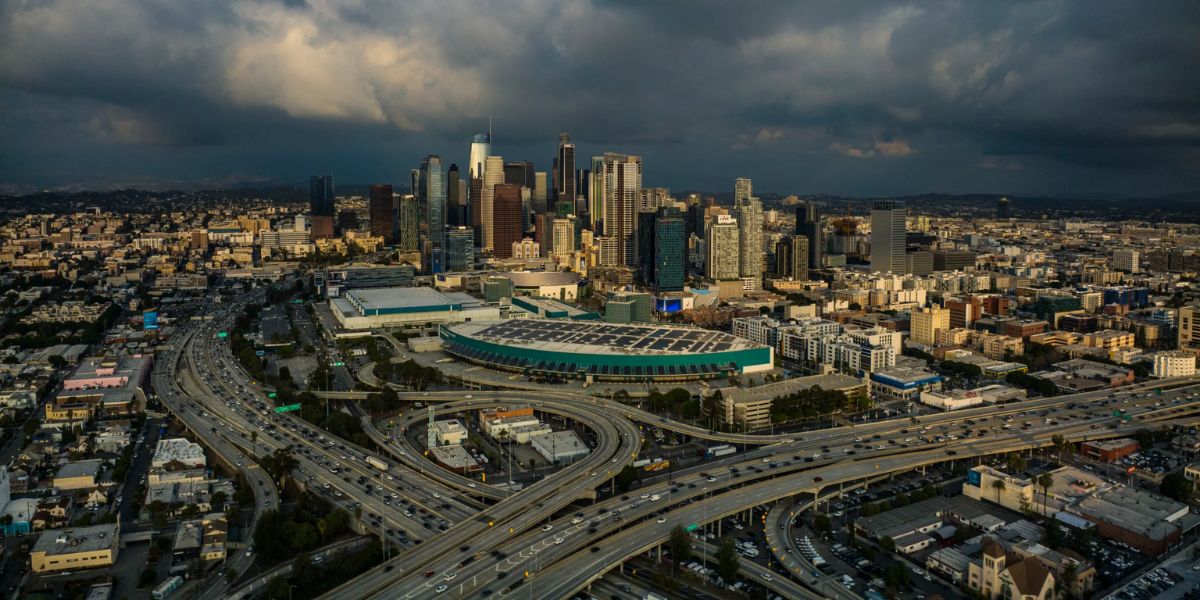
[143,310,159,330]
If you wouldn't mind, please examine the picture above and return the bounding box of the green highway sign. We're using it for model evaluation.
[267,392,277,399]
[686,523,699,532]
[274,403,301,413]
[217,332,228,338]
[332,362,345,367]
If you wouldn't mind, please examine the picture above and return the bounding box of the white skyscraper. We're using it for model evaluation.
[707,214,740,280]
[870,200,906,274]
[1113,248,1140,273]
[736,196,764,283]
[468,133,491,180]
[481,155,505,251]
[734,177,753,205]
[600,153,643,267]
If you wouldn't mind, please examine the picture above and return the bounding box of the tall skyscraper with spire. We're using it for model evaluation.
[468,132,491,180]
[870,199,907,273]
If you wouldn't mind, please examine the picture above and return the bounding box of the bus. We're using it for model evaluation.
[153,576,183,600]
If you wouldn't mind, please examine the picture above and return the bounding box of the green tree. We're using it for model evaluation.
[615,465,640,492]
[879,536,896,553]
[667,525,692,569]
[1037,473,1054,515]
[992,479,1006,503]
[714,536,740,584]
[1161,472,1193,502]
[138,566,157,588]
[813,513,832,535]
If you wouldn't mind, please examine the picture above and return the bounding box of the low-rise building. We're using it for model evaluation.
[429,420,467,447]
[152,438,207,469]
[529,430,590,464]
[1080,438,1139,462]
[53,459,103,492]
[920,384,1026,411]
[869,367,943,403]
[966,537,1056,600]
[171,513,228,571]
[29,523,120,573]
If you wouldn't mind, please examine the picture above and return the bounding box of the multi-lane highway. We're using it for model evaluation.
[157,283,1200,600]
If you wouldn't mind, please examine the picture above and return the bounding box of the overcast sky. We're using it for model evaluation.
[2,0,1198,196]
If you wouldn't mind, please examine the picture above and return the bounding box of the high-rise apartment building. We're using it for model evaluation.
[653,207,686,292]
[368,184,395,244]
[554,133,576,210]
[444,226,474,272]
[775,235,808,280]
[997,196,1011,219]
[600,153,642,268]
[309,175,335,239]
[480,155,505,251]
[734,177,753,205]
[397,194,420,252]
[588,156,605,231]
[910,306,950,345]
[795,201,822,270]
[706,215,740,280]
[736,196,764,283]
[870,200,906,274]
[491,183,524,259]
[551,217,576,258]
[1180,306,1199,350]
[1113,249,1140,273]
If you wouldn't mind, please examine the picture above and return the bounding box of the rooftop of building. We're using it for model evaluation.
[55,459,103,480]
[153,438,206,466]
[870,366,943,387]
[342,287,484,313]
[1081,437,1139,451]
[31,523,119,556]
[443,319,764,356]
[428,444,477,470]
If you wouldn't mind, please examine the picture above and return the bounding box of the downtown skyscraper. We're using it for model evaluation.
[416,155,447,263]
[735,193,764,284]
[795,200,822,270]
[309,175,335,239]
[870,199,907,273]
[368,184,395,244]
[554,133,576,213]
[480,155,505,252]
[599,153,642,268]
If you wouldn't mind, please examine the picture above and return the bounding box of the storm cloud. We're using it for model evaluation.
[2,0,1197,196]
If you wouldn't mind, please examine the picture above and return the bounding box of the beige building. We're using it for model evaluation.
[1082,330,1135,350]
[30,523,120,573]
[910,306,950,346]
[1154,350,1196,378]
[967,537,1056,600]
[53,459,103,491]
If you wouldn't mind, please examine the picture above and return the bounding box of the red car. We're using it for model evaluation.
[424,570,435,578]
[813,476,824,482]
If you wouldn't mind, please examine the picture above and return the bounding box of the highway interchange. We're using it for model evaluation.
[154,286,1200,600]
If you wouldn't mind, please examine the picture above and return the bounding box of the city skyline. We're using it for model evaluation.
[2,2,1198,197]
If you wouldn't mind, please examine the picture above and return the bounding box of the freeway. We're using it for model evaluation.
[181,285,1200,600]
[765,493,864,600]
[226,536,373,600]
[152,330,279,600]
[434,384,1200,599]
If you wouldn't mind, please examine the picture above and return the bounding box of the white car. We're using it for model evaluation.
[541,524,554,532]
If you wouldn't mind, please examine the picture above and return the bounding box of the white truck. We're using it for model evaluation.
[366,456,389,471]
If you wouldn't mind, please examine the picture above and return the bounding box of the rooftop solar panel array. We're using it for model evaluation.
[470,319,747,354]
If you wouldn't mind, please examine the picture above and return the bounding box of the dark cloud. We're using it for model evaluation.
[0,0,1197,196]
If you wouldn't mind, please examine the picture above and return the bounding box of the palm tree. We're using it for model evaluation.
[1038,473,1054,516]
[992,479,1006,504]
